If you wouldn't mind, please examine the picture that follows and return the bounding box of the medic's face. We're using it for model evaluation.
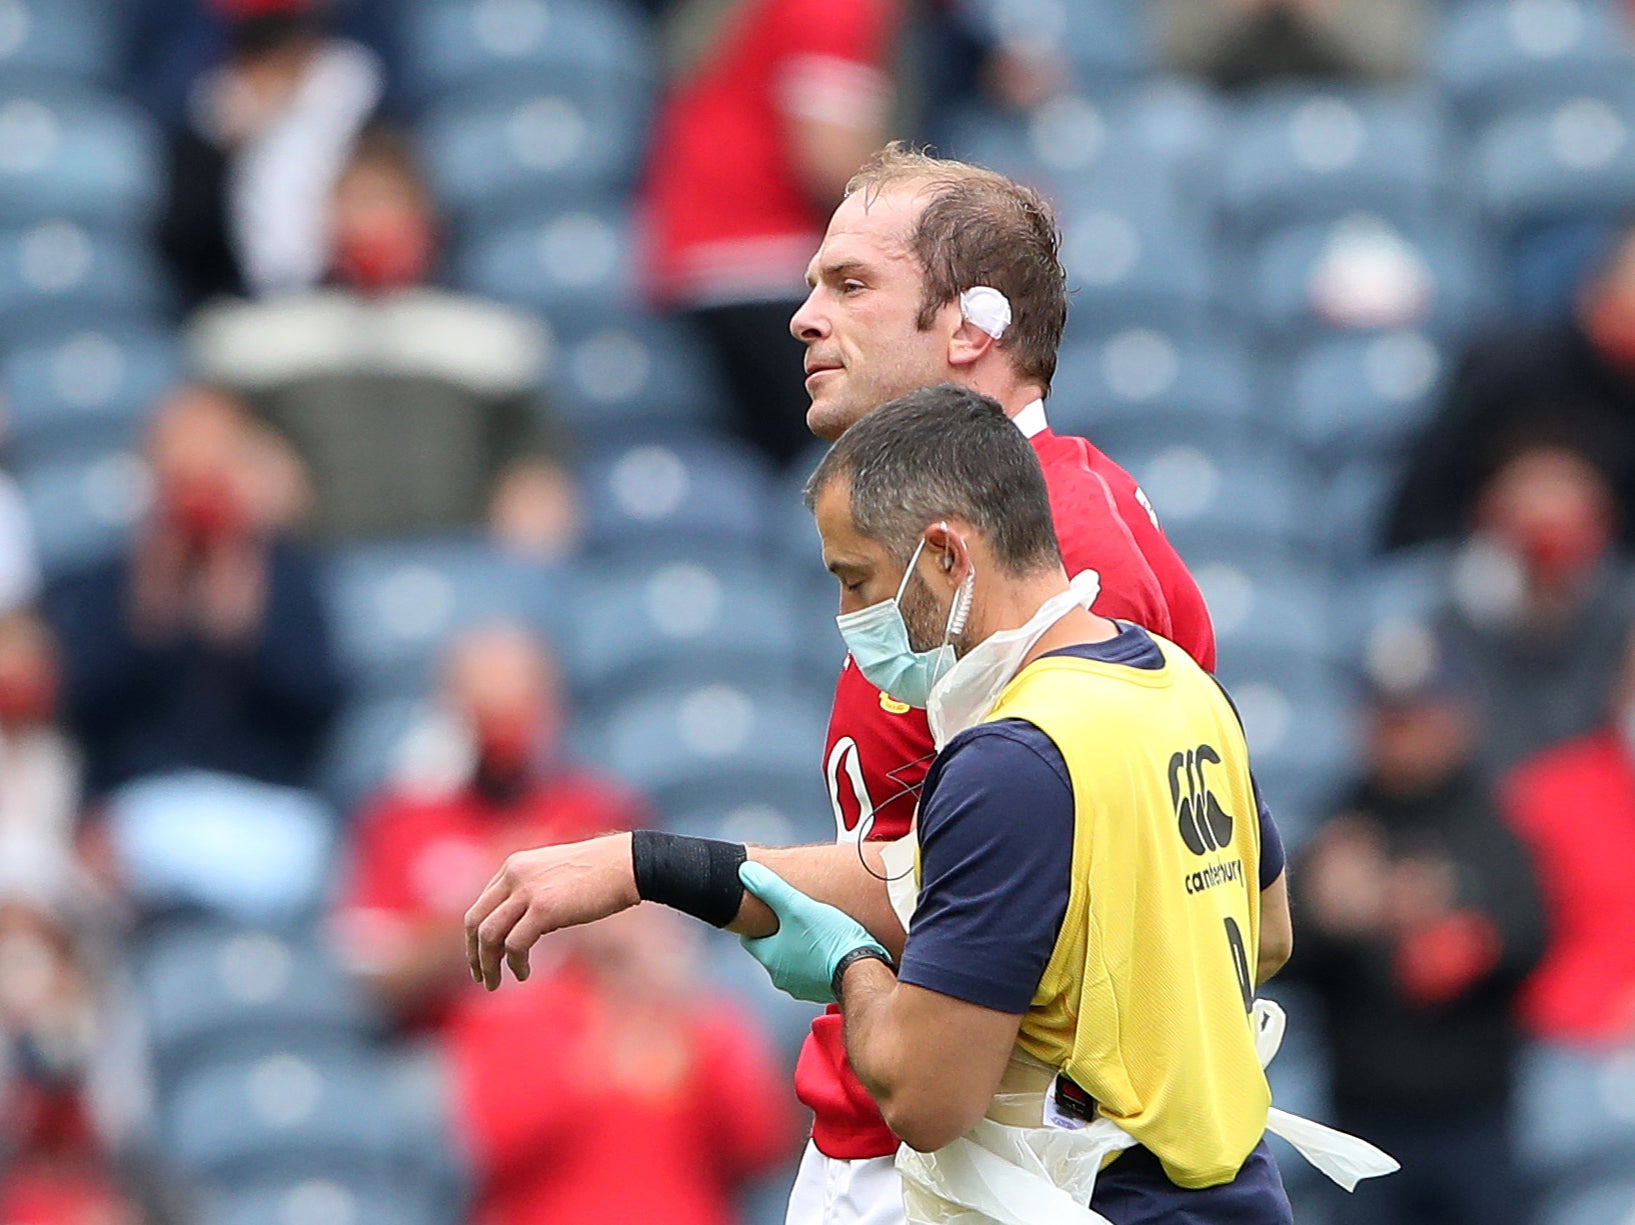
[790,185,962,442]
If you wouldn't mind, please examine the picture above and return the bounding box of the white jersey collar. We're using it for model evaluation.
[1011,399,1048,439]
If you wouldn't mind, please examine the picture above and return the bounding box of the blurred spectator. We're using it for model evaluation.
[449,907,795,1225]
[1435,442,1635,775]
[1154,0,1423,89]
[1503,636,1635,1042]
[158,0,385,311]
[1389,222,1635,553]
[188,125,576,557]
[1286,620,1545,1225]
[335,624,644,1032]
[641,0,900,467]
[0,902,137,1225]
[0,614,82,910]
[46,387,343,800]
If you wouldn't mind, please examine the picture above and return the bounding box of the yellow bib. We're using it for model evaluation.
[976,636,1271,1188]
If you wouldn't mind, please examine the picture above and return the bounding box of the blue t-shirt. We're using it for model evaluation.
[895,624,1292,1225]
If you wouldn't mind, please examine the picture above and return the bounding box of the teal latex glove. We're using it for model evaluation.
[738,862,889,1004]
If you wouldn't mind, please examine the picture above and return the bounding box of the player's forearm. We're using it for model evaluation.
[734,842,906,957]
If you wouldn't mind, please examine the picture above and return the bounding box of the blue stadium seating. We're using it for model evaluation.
[1322,460,1402,571]
[1048,327,1259,449]
[398,0,653,105]
[1435,0,1635,124]
[590,680,830,821]
[1515,1042,1635,1221]
[161,1048,408,1184]
[1059,198,1217,337]
[1247,215,1496,344]
[208,1178,447,1225]
[0,92,164,230]
[451,206,639,325]
[952,0,1151,82]
[0,0,120,84]
[419,86,646,221]
[1474,94,1635,235]
[319,697,439,814]
[1287,328,1446,466]
[0,220,169,335]
[575,432,773,555]
[1193,560,1334,667]
[1331,544,1455,649]
[562,554,804,709]
[132,920,374,1085]
[1221,87,1450,238]
[323,537,568,700]
[0,325,176,466]
[549,313,730,435]
[15,447,146,577]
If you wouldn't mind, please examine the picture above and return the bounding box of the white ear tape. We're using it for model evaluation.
[959,286,1012,340]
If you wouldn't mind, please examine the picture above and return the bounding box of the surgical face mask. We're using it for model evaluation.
[836,537,975,708]
[927,570,1101,749]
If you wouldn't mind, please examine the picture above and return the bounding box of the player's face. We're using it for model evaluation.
[791,186,961,442]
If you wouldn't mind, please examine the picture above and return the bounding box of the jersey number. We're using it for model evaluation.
[1224,917,1253,1014]
[826,736,876,844]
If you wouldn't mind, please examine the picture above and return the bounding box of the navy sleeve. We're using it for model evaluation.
[1253,775,1286,890]
[896,719,1074,1014]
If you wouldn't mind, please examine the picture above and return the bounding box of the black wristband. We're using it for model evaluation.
[630,830,747,928]
[831,945,893,1003]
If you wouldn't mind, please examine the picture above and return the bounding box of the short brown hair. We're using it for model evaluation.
[846,143,1068,393]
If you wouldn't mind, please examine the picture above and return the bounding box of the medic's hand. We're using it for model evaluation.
[738,862,889,1005]
[464,832,639,990]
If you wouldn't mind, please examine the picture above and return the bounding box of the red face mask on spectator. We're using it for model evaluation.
[162,475,246,549]
[0,664,55,728]
[1478,449,1615,589]
[332,212,434,294]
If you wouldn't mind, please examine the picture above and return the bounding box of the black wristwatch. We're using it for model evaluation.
[831,945,894,1003]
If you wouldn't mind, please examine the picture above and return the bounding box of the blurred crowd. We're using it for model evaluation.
[2,2,1635,1225]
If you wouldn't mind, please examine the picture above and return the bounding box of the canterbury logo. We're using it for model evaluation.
[1169,744,1234,855]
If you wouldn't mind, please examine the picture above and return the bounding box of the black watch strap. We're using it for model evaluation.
[831,945,893,1003]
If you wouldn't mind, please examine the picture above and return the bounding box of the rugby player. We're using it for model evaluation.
[466,145,1295,1222]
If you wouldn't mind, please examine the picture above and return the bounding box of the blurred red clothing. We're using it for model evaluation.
[451,962,795,1225]
[336,769,644,1030]
[1504,729,1635,1042]
[641,0,897,306]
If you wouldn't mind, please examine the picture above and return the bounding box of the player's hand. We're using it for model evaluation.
[738,862,888,1004]
[464,832,639,990]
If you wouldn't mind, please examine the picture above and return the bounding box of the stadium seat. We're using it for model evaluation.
[318,697,449,814]
[562,555,803,710]
[1287,328,1445,466]
[1221,86,1450,238]
[1474,94,1635,236]
[419,86,646,221]
[324,538,568,700]
[206,1178,446,1225]
[590,680,830,823]
[1059,199,1217,338]
[1435,0,1635,125]
[0,92,165,229]
[1321,460,1401,571]
[1047,327,1260,449]
[1192,560,1334,667]
[1514,1041,1635,1195]
[0,0,120,82]
[952,0,1151,82]
[160,1048,407,1184]
[0,326,177,466]
[576,432,773,555]
[1247,214,1496,345]
[549,313,729,436]
[1330,544,1456,650]
[131,919,374,1085]
[1117,441,1322,567]
[106,772,339,928]
[399,0,653,105]
[451,206,638,324]
[0,220,169,335]
[16,447,147,577]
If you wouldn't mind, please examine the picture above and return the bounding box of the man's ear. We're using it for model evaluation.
[922,521,972,582]
[948,318,998,369]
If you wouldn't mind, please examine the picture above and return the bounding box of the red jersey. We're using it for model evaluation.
[797,410,1217,1159]
[1504,730,1635,1042]
[640,0,896,306]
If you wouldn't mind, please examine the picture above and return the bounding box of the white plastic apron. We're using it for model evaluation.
[876,839,1399,1225]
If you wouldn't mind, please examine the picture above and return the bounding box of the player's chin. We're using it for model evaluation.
[805,394,852,443]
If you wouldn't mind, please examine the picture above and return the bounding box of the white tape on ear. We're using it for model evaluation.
[959,286,1012,340]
